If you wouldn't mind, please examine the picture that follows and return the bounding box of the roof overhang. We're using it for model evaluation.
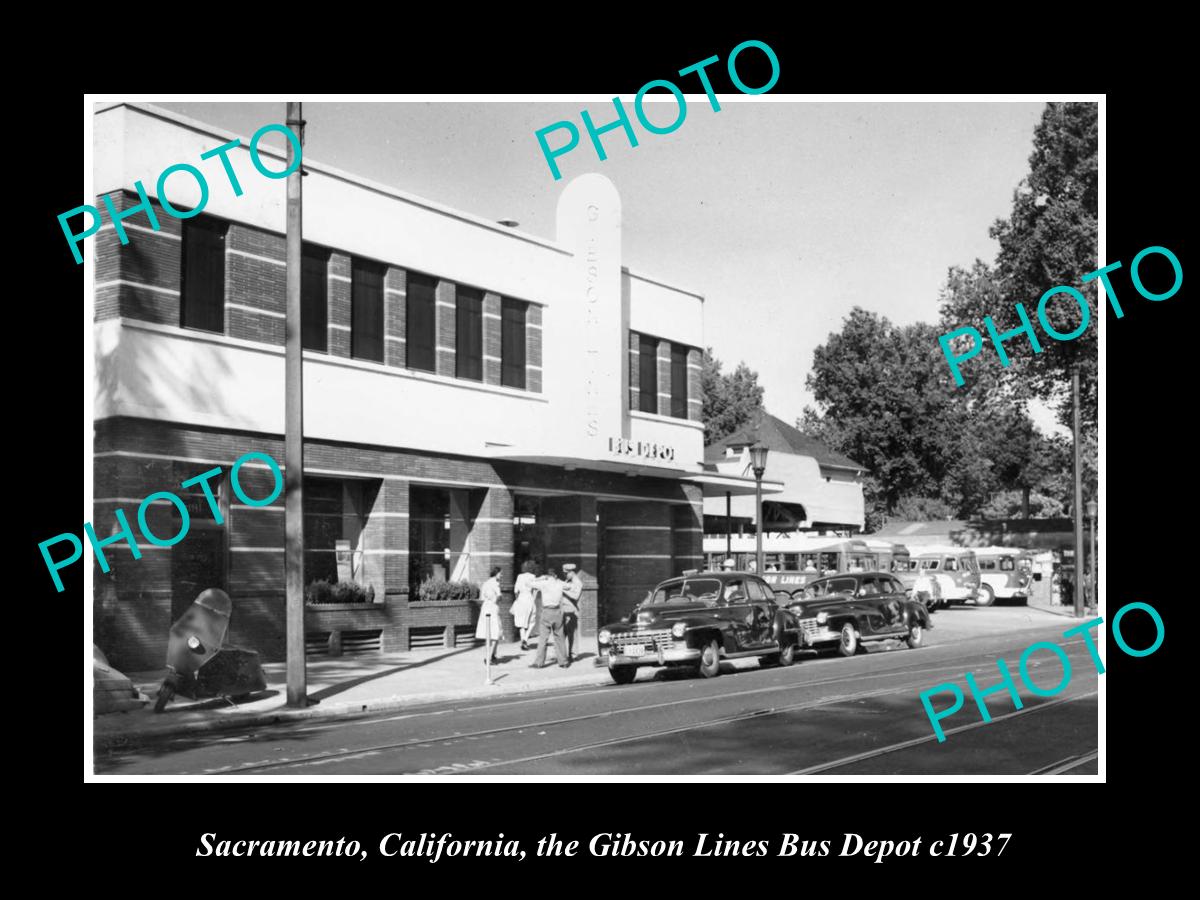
[482,447,783,497]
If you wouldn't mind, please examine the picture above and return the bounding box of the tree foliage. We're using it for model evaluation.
[802,307,1067,524]
[939,102,1099,430]
[701,348,765,445]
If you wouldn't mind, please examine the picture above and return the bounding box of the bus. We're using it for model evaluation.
[703,534,881,598]
[972,547,1035,606]
[861,538,911,574]
[910,546,981,606]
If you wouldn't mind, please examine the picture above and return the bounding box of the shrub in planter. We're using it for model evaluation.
[417,577,480,603]
[305,579,376,605]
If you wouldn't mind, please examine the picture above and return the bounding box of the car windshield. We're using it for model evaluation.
[649,578,721,603]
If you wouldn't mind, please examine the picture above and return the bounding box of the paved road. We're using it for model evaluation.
[95,608,1099,775]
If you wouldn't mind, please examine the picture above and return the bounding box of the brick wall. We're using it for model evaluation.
[93,193,544,402]
[526,303,543,393]
[93,418,705,669]
[602,501,675,624]
[628,330,641,411]
[656,338,672,417]
[435,280,456,377]
[385,267,407,367]
[687,347,703,423]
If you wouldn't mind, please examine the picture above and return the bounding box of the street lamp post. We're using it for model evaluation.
[749,445,769,575]
[1086,498,1098,609]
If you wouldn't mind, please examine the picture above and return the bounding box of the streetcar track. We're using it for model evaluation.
[194,652,1047,773]
[211,651,1097,775]
[241,681,944,774]
[181,633,1091,754]
[787,690,1099,775]
[1029,749,1098,775]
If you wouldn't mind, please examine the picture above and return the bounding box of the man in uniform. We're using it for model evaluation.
[531,567,570,669]
[561,563,584,662]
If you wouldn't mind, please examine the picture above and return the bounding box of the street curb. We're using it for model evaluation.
[94,664,613,749]
[1026,603,1097,620]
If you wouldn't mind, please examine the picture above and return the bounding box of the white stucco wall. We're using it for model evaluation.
[93,103,706,472]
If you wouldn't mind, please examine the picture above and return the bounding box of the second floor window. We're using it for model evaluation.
[407,272,437,373]
[301,244,329,352]
[671,343,688,418]
[351,257,384,362]
[638,333,658,413]
[501,297,527,389]
[180,217,227,333]
[456,287,483,381]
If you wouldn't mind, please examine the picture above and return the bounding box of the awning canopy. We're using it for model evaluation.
[482,447,783,497]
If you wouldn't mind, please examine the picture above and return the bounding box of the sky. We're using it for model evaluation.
[158,99,1050,430]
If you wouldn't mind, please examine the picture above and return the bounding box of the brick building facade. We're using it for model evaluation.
[91,103,759,670]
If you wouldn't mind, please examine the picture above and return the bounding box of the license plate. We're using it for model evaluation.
[623,644,646,657]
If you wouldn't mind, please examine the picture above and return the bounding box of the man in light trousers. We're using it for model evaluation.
[531,568,570,669]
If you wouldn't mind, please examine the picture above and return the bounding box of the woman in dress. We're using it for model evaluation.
[476,565,504,664]
[510,560,538,650]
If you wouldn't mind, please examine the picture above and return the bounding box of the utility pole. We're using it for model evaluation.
[285,102,306,707]
[1072,368,1085,618]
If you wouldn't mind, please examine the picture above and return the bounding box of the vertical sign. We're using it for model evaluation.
[555,174,623,457]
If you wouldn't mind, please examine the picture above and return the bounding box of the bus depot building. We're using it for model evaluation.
[91,103,770,671]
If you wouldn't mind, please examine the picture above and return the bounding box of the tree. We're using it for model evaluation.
[940,102,1098,430]
[803,307,1066,524]
[701,348,765,444]
[938,101,1098,508]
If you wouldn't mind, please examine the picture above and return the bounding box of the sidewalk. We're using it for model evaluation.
[1027,598,1099,619]
[94,637,610,748]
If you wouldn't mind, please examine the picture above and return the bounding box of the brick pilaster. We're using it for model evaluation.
[656,338,672,416]
[687,346,703,422]
[435,280,456,377]
[385,267,407,368]
[483,292,502,385]
[526,303,543,393]
[328,253,352,358]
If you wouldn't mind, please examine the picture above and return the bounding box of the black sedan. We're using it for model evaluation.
[785,572,932,656]
[598,571,802,684]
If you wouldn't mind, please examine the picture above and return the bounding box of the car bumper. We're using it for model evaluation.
[800,627,841,647]
[605,647,701,667]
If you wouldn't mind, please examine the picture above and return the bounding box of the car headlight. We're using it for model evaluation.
[792,605,804,617]
[816,611,828,625]
[671,622,687,639]
[598,629,611,645]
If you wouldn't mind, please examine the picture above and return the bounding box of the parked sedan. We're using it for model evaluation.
[598,571,802,684]
[785,572,931,656]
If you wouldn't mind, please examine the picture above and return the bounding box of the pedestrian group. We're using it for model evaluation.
[484,561,584,669]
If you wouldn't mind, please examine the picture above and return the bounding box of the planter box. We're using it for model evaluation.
[303,596,505,654]
[403,598,479,650]
[305,599,402,656]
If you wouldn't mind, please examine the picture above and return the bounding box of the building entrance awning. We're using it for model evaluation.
[481,447,783,497]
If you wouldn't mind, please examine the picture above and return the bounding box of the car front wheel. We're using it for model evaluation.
[838,624,859,657]
[906,624,924,649]
[609,665,637,685]
[976,584,996,607]
[698,638,722,678]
